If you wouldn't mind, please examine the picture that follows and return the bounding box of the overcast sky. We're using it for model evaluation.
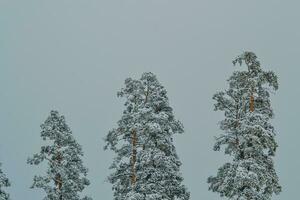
[0,1,299,199]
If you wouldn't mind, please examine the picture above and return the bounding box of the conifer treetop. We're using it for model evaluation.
[28,110,92,200]
[208,52,281,200]
[232,51,278,90]
[105,72,189,200]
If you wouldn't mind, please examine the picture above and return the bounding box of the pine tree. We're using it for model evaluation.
[28,110,92,200]
[208,52,281,200]
[105,72,190,200]
[0,163,10,200]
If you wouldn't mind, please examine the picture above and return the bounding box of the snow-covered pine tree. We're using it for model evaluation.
[0,163,10,200]
[105,72,190,200]
[208,52,281,200]
[28,110,92,200]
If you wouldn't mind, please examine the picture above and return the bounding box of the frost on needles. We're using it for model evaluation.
[27,111,92,200]
[208,52,281,200]
[0,163,10,200]
[105,72,190,200]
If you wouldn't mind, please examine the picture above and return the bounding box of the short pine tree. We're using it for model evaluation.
[208,52,281,200]
[28,110,92,200]
[0,163,10,200]
[105,72,190,200]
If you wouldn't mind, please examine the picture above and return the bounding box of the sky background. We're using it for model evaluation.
[0,1,299,199]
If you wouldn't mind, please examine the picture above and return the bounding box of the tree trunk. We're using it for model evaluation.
[131,130,137,186]
[55,149,63,200]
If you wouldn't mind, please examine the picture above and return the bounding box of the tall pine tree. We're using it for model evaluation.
[105,72,190,200]
[208,52,281,200]
[0,163,10,200]
[28,110,92,200]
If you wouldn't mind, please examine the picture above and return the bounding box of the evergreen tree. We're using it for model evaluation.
[208,52,281,200]
[0,163,10,200]
[105,72,190,200]
[28,110,92,200]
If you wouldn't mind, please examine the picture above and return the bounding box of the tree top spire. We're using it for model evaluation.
[233,51,261,73]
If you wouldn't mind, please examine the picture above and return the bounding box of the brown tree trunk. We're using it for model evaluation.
[55,149,63,200]
[131,130,137,186]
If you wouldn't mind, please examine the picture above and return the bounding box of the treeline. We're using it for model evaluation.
[0,52,281,200]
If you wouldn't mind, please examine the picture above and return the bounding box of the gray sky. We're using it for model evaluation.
[0,1,299,199]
